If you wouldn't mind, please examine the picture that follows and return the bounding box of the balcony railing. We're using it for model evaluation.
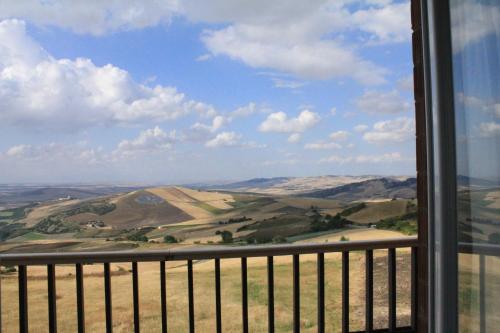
[0,237,419,333]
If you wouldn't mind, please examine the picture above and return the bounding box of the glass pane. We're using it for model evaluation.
[450,0,500,331]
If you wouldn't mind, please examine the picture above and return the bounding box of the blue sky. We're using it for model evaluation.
[0,0,420,184]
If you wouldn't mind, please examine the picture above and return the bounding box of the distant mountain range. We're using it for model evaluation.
[301,177,417,201]
[193,174,499,201]
[192,175,410,197]
[0,185,144,207]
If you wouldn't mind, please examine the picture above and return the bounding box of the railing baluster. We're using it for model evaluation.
[18,265,28,333]
[187,260,194,333]
[293,254,300,333]
[411,247,418,331]
[160,261,167,333]
[132,262,140,333]
[388,248,396,332]
[104,263,112,333]
[76,263,85,333]
[342,252,349,333]
[317,253,325,333]
[215,259,222,333]
[267,256,274,333]
[47,264,57,333]
[241,257,248,333]
[479,254,485,333]
[365,250,373,333]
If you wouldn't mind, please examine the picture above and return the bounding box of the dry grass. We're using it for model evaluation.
[347,201,409,224]
[1,250,412,332]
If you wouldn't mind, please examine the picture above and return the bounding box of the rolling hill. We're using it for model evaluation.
[301,177,417,201]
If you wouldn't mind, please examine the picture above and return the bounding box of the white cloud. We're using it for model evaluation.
[329,130,350,141]
[114,126,176,158]
[288,133,302,143]
[320,152,412,164]
[196,54,212,62]
[272,78,306,89]
[354,124,369,132]
[363,117,415,144]
[191,115,228,133]
[351,2,411,44]
[187,1,409,84]
[305,142,342,150]
[354,152,410,163]
[259,110,320,133]
[0,1,179,35]
[0,1,411,86]
[479,122,500,137]
[3,142,106,165]
[356,90,411,114]
[457,93,500,118]
[0,19,216,131]
[231,102,257,117]
[451,2,500,52]
[261,159,299,166]
[202,26,388,84]
[205,131,241,148]
[319,155,353,164]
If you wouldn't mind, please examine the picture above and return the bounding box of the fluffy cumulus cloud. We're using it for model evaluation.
[356,90,411,114]
[457,93,500,118]
[451,1,500,52]
[479,122,500,137]
[0,1,179,35]
[114,126,176,158]
[0,19,216,131]
[205,131,241,148]
[287,133,302,143]
[329,130,349,141]
[305,130,349,150]
[363,117,415,144]
[1,1,411,85]
[354,124,369,132]
[192,0,410,85]
[259,110,320,133]
[3,142,106,165]
[3,126,177,164]
[305,142,342,150]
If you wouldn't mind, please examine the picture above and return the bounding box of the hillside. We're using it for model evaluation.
[301,177,417,201]
[194,175,380,195]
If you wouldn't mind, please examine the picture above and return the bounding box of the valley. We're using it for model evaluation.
[0,176,421,253]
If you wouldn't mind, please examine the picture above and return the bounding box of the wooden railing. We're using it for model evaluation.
[0,237,419,333]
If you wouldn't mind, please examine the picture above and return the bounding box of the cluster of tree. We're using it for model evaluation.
[215,230,233,243]
[245,234,287,244]
[339,203,366,217]
[126,234,148,242]
[35,216,80,234]
[163,235,178,243]
[218,216,252,225]
[65,202,116,217]
[375,217,417,235]
[310,213,349,232]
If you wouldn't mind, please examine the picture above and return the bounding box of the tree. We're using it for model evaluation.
[215,230,233,243]
[163,235,178,243]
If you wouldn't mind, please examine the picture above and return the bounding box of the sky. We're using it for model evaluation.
[0,0,420,184]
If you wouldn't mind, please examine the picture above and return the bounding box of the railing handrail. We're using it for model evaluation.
[0,237,418,265]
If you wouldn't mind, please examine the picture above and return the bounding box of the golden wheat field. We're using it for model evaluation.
[0,248,413,333]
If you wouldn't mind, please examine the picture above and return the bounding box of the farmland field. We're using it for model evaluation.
[0,229,414,332]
